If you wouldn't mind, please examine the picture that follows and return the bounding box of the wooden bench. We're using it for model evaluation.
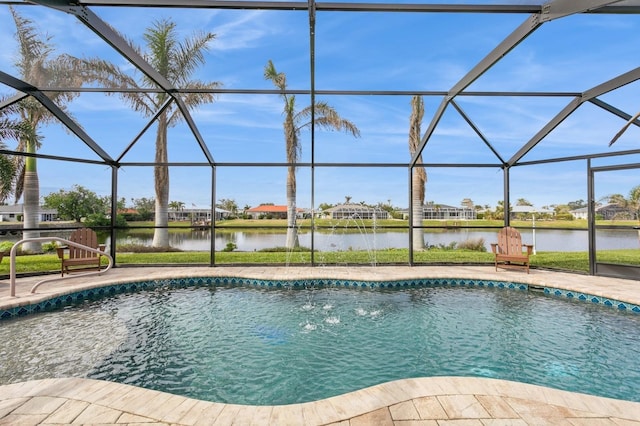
[490,226,533,273]
[57,228,106,276]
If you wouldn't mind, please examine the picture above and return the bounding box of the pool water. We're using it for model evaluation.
[1,284,639,405]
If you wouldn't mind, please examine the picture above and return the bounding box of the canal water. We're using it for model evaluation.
[1,227,638,252]
[96,227,640,252]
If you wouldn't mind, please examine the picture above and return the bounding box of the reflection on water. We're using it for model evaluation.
[1,227,637,253]
[108,228,638,252]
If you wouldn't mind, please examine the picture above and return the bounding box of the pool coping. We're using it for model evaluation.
[1,376,639,424]
[2,266,640,424]
[2,265,640,318]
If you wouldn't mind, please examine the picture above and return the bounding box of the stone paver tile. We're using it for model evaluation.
[269,404,304,426]
[153,397,199,423]
[74,380,125,403]
[0,413,49,425]
[437,395,491,419]
[393,420,438,425]
[171,399,207,425]
[475,395,519,418]
[436,420,484,426]
[568,418,627,425]
[117,411,161,423]
[413,396,448,420]
[504,397,595,419]
[308,398,341,425]
[518,414,576,425]
[222,404,256,425]
[377,380,419,404]
[177,400,223,425]
[248,405,272,426]
[323,421,349,426]
[209,403,241,425]
[611,418,640,426]
[0,397,29,418]
[301,400,325,426]
[42,399,89,424]
[349,407,393,426]
[326,388,381,420]
[479,420,528,426]
[137,393,188,420]
[11,396,67,415]
[71,403,122,424]
[389,400,421,420]
[0,381,42,400]
[112,388,172,419]
[104,386,152,410]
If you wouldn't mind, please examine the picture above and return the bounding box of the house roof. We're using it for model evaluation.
[247,205,303,213]
[326,203,378,212]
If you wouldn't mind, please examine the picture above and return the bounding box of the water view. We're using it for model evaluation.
[1,227,638,253]
[115,227,637,252]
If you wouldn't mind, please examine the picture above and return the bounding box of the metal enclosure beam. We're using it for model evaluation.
[540,0,625,22]
[0,70,115,164]
[410,13,542,167]
[508,66,640,165]
[410,0,631,167]
[33,0,216,165]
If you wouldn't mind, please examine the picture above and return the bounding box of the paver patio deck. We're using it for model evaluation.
[1,266,640,425]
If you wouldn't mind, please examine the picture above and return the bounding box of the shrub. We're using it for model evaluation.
[0,241,14,253]
[84,213,128,228]
[222,242,237,252]
[42,241,59,253]
[259,246,312,252]
[457,238,487,252]
[116,244,182,253]
[555,213,575,221]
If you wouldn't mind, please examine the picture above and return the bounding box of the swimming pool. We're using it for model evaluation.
[1,278,639,406]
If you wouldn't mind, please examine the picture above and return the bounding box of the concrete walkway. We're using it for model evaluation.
[1,266,640,425]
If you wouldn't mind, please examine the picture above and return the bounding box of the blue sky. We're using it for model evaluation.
[1,3,639,211]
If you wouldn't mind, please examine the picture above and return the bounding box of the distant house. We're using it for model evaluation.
[246,205,305,219]
[323,204,389,220]
[0,204,58,222]
[171,207,230,222]
[571,203,635,220]
[400,202,476,220]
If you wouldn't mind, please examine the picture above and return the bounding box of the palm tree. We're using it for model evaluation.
[629,185,640,222]
[0,96,34,203]
[168,200,184,221]
[9,7,101,252]
[264,60,360,249]
[110,19,220,247]
[409,95,426,251]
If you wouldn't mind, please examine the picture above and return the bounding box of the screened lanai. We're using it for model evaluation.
[0,0,639,278]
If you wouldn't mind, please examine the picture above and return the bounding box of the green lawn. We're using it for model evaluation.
[2,249,638,276]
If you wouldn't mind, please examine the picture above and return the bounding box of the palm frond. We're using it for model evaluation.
[264,60,287,92]
[144,19,176,78]
[609,110,640,146]
[10,6,53,76]
[299,102,361,137]
[173,32,216,85]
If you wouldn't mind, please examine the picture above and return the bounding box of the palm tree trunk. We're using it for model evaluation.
[152,116,170,248]
[285,166,299,248]
[22,141,41,253]
[412,167,426,251]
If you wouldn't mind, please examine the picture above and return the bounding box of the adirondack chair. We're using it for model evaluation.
[57,228,106,276]
[490,226,533,273]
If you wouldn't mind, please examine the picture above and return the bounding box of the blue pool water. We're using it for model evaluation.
[1,283,639,405]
